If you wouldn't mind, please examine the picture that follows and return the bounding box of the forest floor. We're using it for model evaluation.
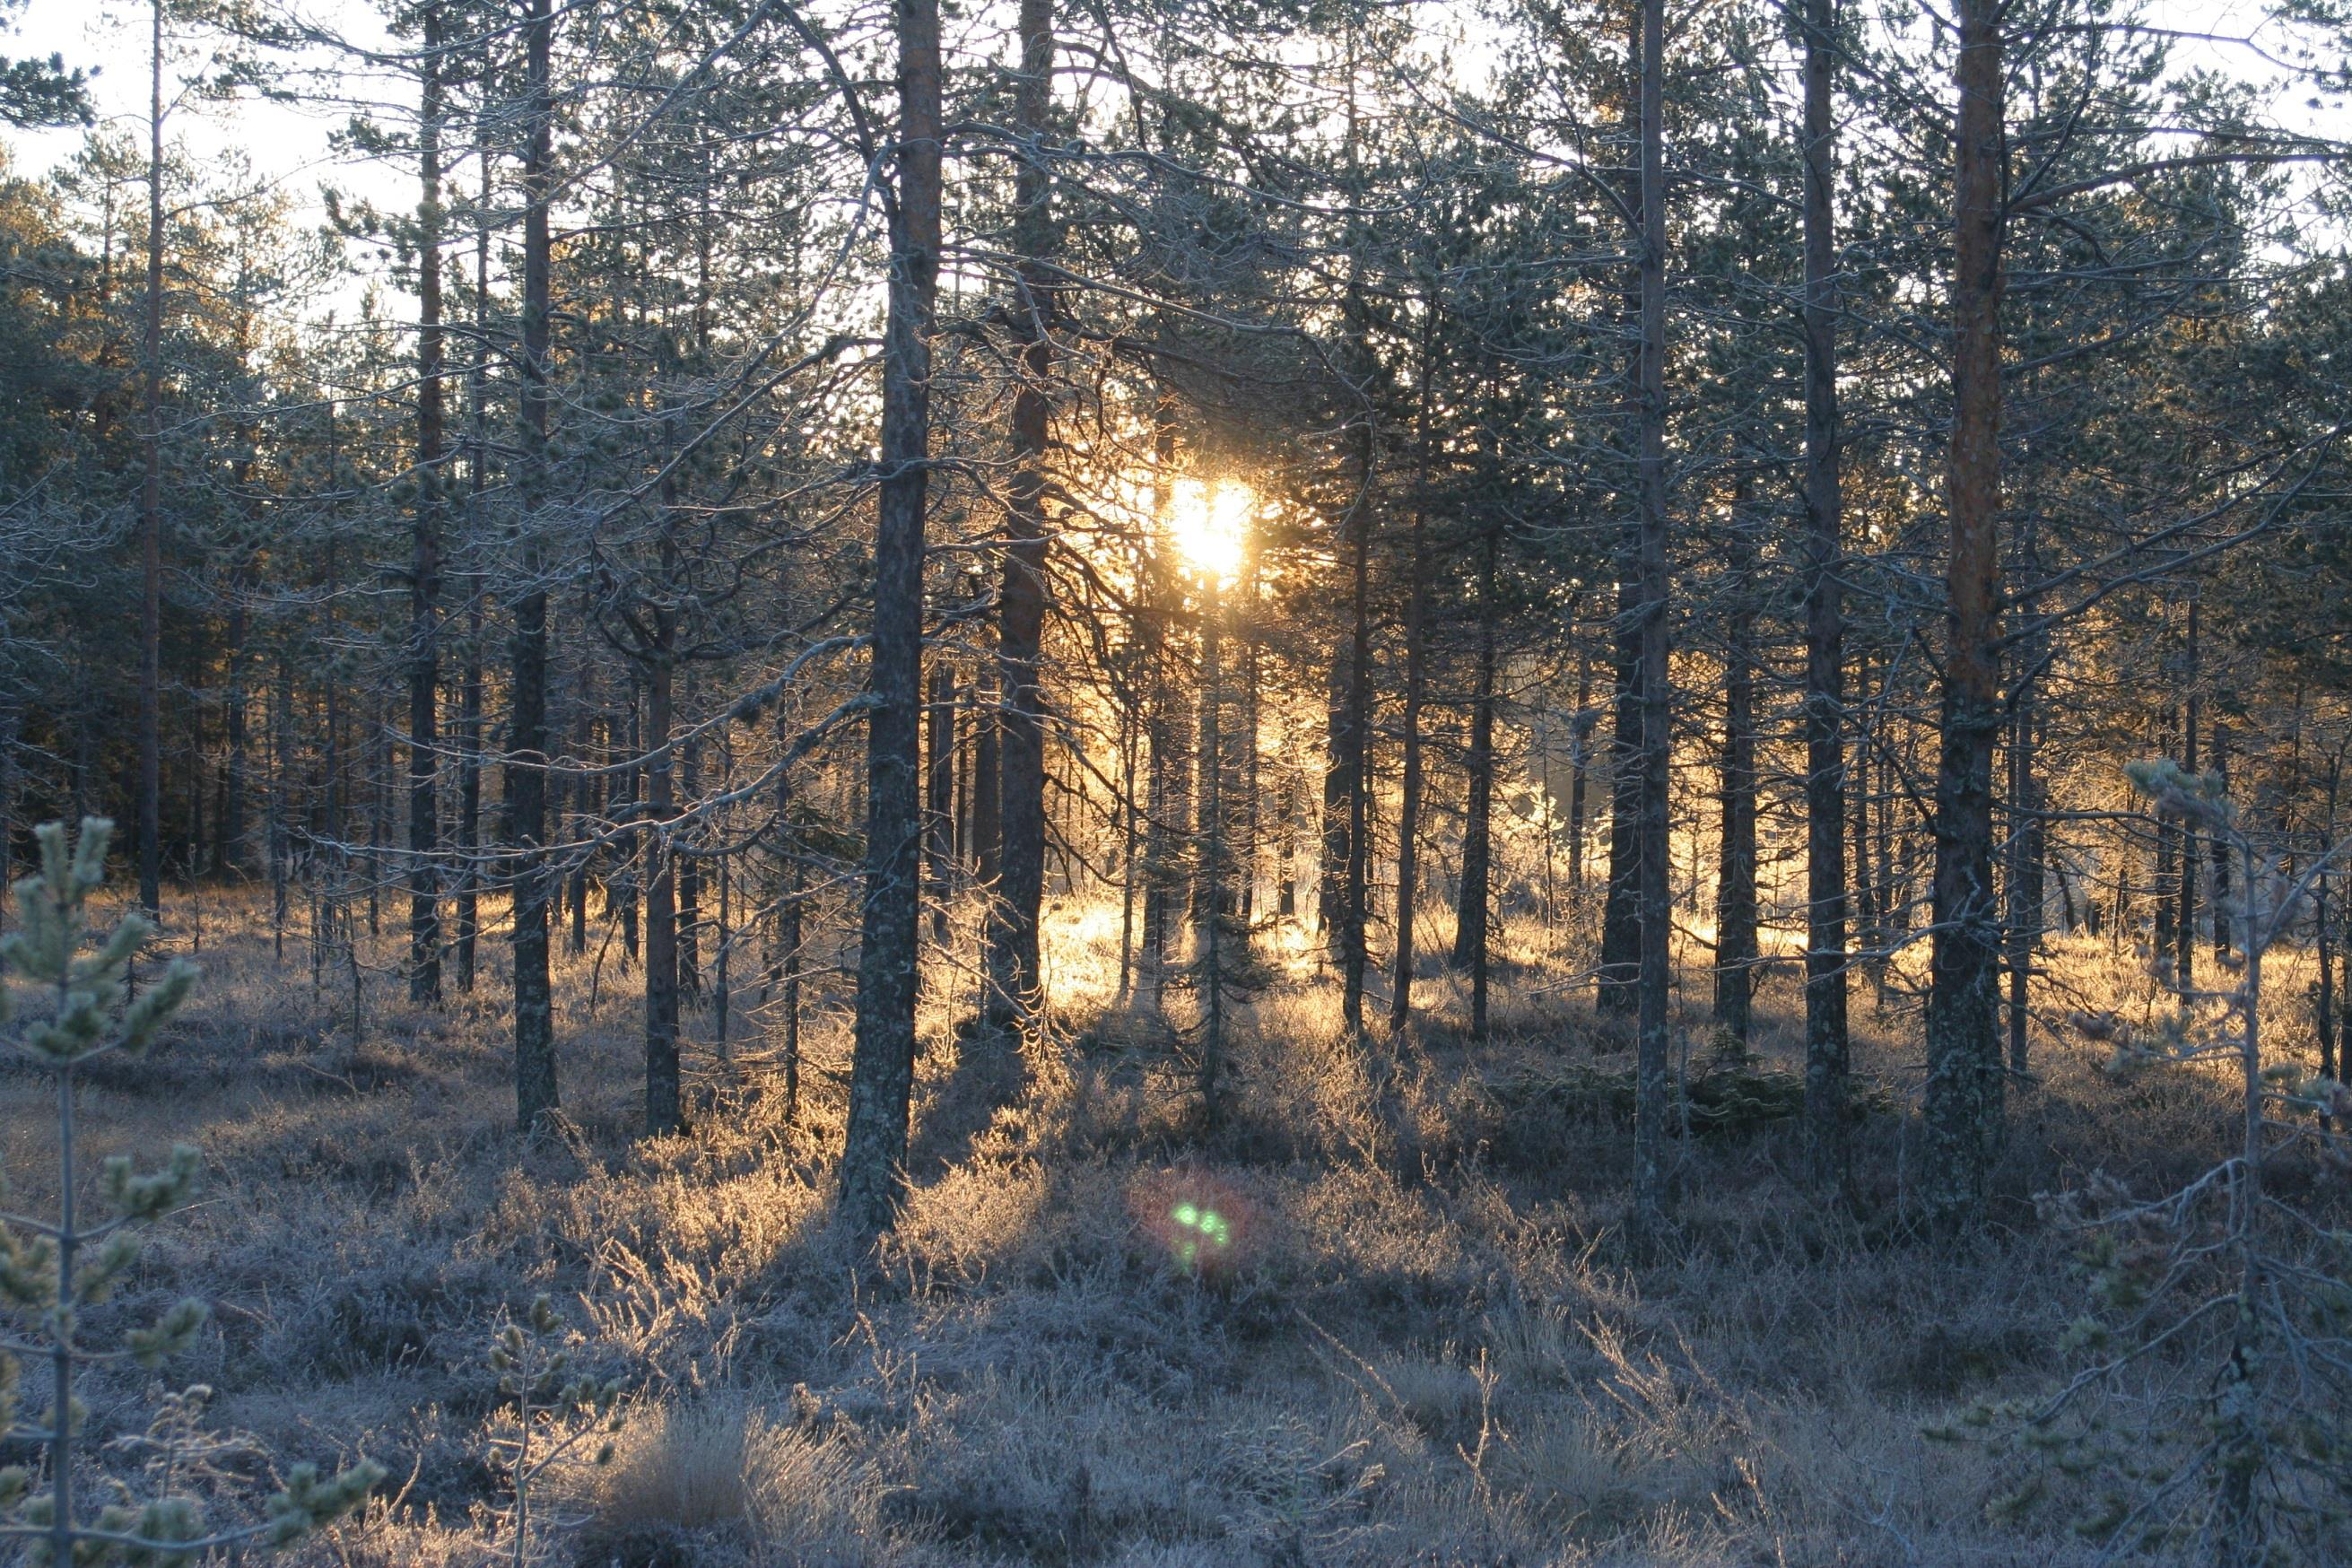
[1,887,2314,1567]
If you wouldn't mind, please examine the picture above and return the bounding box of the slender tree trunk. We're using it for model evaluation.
[1851,646,1878,999]
[271,655,289,959]
[407,5,446,1004]
[643,649,681,1136]
[454,144,491,997]
[1116,672,1138,998]
[1799,0,1849,1189]
[926,656,954,945]
[137,0,166,917]
[1389,308,1435,1033]
[1320,639,1352,954]
[773,764,805,1123]
[1598,2,1647,1021]
[1568,643,1590,893]
[985,0,1058,1042]
[1631,0,1674,1237]
[1598,590,1642,1015]
[1196,572,1228,1119]
[971,666,1001,887]
[224,597,248,872]
[620,679,641,963]
[2321,754,2339,1118]
[2209,717,2232,961]
[1923,0,2007,1230]
[510,0,559,1129]
[2156,696,2180,962]
[1339,485,1372,1039]
[2179,599,2201,989]
[839,0,943,1236]
[567,675,593,958]
[677,733,702,1001]
[1334,23,1373,1042]
[0,702,13,930]
[1454,526,1503,1042]
[1139,437,1176,1013]
[1238,550,1261,924]
[1713,491,1758,1050]
[2006,516,2046,1078]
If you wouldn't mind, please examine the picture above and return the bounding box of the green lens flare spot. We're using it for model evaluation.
[1178,1241,1198,1267]
[1172,1204,1199,1228]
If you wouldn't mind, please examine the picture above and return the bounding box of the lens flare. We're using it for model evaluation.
[1130,1169,1264,1278]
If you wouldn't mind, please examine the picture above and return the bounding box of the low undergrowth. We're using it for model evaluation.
[5,892,2335,1566]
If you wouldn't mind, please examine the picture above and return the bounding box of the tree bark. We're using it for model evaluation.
[1800,0,1849,1189]
[454,145,491,997]
[838,0,943,1238]
[1568,642,1590,893]
[1390,306,1436,1033]
[138,0,165,917]
[1631,0,1674,1237]
[510,0,559,1129]
[925,655,955,945]
[2179,598,2201,989]
[1712,490,1757,1050]
[984,0,1058,1041]
[2322,754,2340,1113]
[406,4,446,1004]
[644,652,681,1135]
[1195,572,1228,1119]
[2208,718,2231,960]
[1453,524,1503,1043]
[1922,0,2007,1230]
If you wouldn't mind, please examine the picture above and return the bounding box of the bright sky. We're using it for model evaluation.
[4,0,2342,312]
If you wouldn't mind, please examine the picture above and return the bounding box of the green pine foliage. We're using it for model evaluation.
[0,818,380,1564]
[485,1293,625,1566]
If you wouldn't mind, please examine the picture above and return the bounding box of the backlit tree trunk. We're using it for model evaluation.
[985,0,1058,1041]
[838,0,944,1238]
[1631,0,1673,1237]
[1799,0,1848,1189]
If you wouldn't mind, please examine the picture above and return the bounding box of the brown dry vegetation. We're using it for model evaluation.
[6,886,2324,1568]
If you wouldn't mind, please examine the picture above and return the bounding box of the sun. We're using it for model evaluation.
[1167,478,1252,584]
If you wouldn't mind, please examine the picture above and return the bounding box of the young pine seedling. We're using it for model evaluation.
[0,818,382,1564]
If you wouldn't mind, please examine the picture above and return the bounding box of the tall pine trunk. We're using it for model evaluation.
[454,146,492,997]
[1389,308,1435,1032]
[1630,0,1674,1237]
[138,0,166,916]
[509,0,559,1129]
[1922,0,2007,1230]
[838,0,943,1238]
[985,0,1058,1041]
[407,6,446,1004]
[1799,0,1849,1190]
[2178,598,2201,989]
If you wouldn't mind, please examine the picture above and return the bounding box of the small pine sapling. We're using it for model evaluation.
[0,818,382,1564]
[1931,765,2352,1564]
[483,1294,624,1565]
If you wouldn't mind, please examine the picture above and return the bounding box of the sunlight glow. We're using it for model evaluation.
[1168,478,1252,584]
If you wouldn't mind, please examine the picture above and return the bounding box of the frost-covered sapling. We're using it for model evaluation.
[0,818,381,1564]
